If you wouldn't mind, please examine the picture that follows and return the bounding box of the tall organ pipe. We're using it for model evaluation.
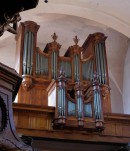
[102,42,107,84]
[94,90,102,120]
[93,74,104,129]
[60,60,71,78]
[97,44,102,83]
[22,32,34,75]
[57,69,66,121]
[75,80,84,127]
[30,33,34,75]
[27,32,31,74]
[23,32,28,74]
[99,43,103,83]
[51,51,57,79]
[95,42,107,84]
[74,54,80,81]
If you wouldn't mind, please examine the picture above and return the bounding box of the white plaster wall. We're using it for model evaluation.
[110,78,124,113]
[123,42,130,114]
[106,32,129,113]
[0,34,16,68]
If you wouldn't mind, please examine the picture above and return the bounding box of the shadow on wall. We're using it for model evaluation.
[123,41,130,114]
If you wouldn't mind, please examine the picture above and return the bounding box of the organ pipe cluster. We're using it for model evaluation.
[94,42,107,84]
[16,21,110,130]
[75,80,84,127]
[36,48,49,76]
[56,69,67,125]
[93,73,104,129]
[23,31,34,75]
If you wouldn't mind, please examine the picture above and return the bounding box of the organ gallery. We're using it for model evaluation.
[0,20,130,150]
[15,21,111,131]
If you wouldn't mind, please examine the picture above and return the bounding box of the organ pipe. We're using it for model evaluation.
[22,32,34,75]
[59,60,71,78]
[75,80,84,127]
[82,60,94,81]
[94,42,107,84]
[35,48,49,77]
[68,100,76,116]
[74,54,80,81]
[51,51,58,79]
[56,68,67,124]
[22,32,28,74]
[93,73,104,129]
[30,33,34,75]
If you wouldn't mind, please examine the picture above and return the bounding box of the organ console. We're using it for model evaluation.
[15,21,111,131]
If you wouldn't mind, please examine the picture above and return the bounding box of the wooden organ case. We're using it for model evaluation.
[15,21,111,132]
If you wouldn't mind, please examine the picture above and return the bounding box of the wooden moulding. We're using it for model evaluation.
[0,62,38,151]
[13,104,130,144]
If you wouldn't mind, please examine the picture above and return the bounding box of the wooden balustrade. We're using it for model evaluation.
[13,103,130,144]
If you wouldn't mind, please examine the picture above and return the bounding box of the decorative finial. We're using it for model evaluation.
[73,36,80,45]
[51,32,58,42]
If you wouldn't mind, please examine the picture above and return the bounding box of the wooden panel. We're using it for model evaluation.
[18,81,49,106]
[122,125,130,137]
[13,104,130,144]
[13,103,54,130]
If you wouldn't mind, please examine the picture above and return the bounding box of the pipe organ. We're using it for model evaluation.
[35,47,49,78]
[15,21,111,131]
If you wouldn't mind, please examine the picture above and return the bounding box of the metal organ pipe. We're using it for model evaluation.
[53,52,55,78]
[23,32,28,74]
[58,88,61,116]
[82,60,94,81]
[22,32,34,75]
[60,60,71,78]
[74,54,80,81]
[94,90,102,120]
[75,80,84,127]
[27,32,31,74]
[95,42,107,84]
[63,88,66,116]
[96,44,101,83]
[102,42,107,84]
[77,96,82,118]
[98,43,103,83]
[57,84,66,118]
[29,32,33,75]
[61,88,63,116]
[92,77,104,129]
[51,51,57,79]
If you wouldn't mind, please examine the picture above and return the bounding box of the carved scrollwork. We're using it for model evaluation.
[22,75,33,91]
[101,85,110,100]
[0,138,35,151]
[0,96,8,132]
[0,12,21,36]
